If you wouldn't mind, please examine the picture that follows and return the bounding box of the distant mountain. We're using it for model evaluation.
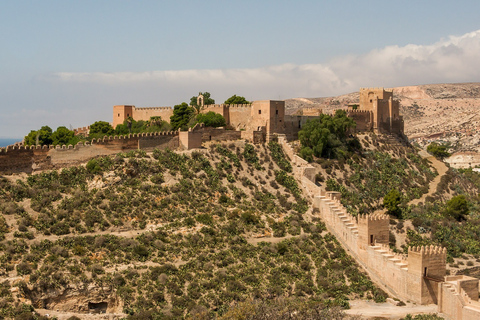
[286,83,480,152]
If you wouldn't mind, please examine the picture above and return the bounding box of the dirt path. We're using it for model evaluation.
[345,300,438,319]
[408,150,448,206]
[35,308,125,320]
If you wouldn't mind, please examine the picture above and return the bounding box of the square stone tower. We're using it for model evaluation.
[113,105,134,129]
[250,100,285,140]
[408,246,447,304]
[357,213,390,251]
[358,88,403,134]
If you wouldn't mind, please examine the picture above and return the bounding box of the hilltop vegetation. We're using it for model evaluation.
[0,142,382,319]
[313,133,437,216]
[402,167,480,261]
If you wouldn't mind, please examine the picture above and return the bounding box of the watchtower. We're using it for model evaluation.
[357,213,389,251]
[113,105,134,129]
[250,100,286,140]
[408,246,447,304]
[358,88,403,134]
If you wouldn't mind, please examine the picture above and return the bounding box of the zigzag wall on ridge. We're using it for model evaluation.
[277,134,446,305]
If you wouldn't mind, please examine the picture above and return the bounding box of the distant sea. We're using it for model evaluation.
[0,138,21,148]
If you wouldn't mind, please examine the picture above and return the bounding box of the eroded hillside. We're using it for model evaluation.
[0,143,383,319]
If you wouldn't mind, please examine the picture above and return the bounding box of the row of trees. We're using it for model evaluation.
[23,92,250,145]
[189,92,250,107]
[24,126,80,146]
[170,92,249,130]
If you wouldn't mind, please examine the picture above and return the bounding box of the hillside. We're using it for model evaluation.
[0,143,385,319]
[286,82,480,152]
[303,132,480,278]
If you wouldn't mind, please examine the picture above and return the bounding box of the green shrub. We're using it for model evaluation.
[86,159,102,174]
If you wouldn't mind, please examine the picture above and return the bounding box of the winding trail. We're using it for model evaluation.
[408,150,449,206]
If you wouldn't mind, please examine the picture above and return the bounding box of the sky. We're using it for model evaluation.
[1,1,480,139]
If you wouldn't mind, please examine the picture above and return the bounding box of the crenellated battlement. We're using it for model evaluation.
[408,245,447,256]
[347,109,373,114]
[73,126,90,135]
[358,212,389,222]
[227,104,252,108]
[0,130,180,174]
[0,131,180,154]
[203,103,252,109]
[134,106,173,111]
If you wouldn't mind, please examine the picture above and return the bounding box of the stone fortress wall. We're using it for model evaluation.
[113,105,174,129]
[113,100,322,142]
[112,88,405,144]
[277,134,480,319]
[347,88,404,135]
[0,132,179,174]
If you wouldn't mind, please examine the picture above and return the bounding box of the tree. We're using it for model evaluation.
[298,110,357,160]
[24,130,39,146]
[427,142,450,159]
[24,125,53,146]
[115,116,171,135]
[383,188,402,218]
[224,95,250,105]
[89,121,114,137]
[190,92,215,114]
[146,116,171,132]
[170,103,194,130]
[444,195,469,221]
[196,111,226,127]
[148,116,163,128]
[51,126,75,145]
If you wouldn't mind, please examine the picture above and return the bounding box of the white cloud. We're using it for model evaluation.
[48,29,480,99]
[4,29,480,138]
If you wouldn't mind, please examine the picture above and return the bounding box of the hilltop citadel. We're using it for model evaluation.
[0,88,478,319]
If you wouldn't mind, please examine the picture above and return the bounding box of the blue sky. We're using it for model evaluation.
[1,0,480,138]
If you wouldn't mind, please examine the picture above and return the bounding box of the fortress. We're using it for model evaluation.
[113,87,404,142]
[1,88,477,319]
[113,100,316,142]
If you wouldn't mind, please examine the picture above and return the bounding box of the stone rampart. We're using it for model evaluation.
[347,109,373,132]
[276,135,453,306]
[133,106,173,123]
[228,104,253,131]
[439,276,480,320]
[201,127,242,143]
[0,132,179,174]
[317,190,446,304]
[73,126,90,136]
